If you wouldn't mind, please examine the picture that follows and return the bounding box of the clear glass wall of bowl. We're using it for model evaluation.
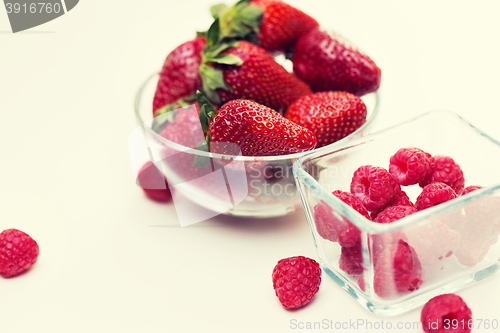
[131,74,380,219]
[293,111,500,315]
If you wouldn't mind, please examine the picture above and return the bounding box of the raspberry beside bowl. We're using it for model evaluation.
[133,73,379,220]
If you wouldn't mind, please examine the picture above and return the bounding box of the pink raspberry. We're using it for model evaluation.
[350,165,401,213]
[461,185,482,196]
[359,240,423,298]
[416,182,458,211]
[0,229,39,278]
[420,155,465,194]
[272,256,322,309]
[421,294,472,333]
[405,220,461,266]
[374,205,418,224]
[313,191,369,247]
[339,243,363,275]
[389,147,435,186]
[137,161,172,202]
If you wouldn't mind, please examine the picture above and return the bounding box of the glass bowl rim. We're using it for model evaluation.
[134,73,381,162]
[292,110,500,234]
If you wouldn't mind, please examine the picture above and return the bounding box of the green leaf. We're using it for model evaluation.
[202,86,221,106]
[205,40,239,59]
[219,1,263,39]
[206,19,220,48]
[210,4,227,19]
[151,97,194,133]
[196,90,218,131]
[238,5,263,29]
[193,141,211,168]
[210,54,243,66]
[199,64,230,105]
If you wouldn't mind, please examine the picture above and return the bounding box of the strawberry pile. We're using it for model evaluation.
[314,147,497,298]
[151,0,381,157]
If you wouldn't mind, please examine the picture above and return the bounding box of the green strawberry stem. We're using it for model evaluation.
[211,0,263,41]
[196,90,216,144]
[200,19,243,105]
[152,95,196,133]
[193,90,218,168]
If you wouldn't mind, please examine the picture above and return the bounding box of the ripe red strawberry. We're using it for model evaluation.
[152,36,206,114]
[205,98,317,156]
[292,28,381,97]
[285,91,367,148]
[212,0,318,53]
[199,22,312,113]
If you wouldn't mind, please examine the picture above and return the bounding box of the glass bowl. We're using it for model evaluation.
[132,73,379,222]
[293,110,500,316]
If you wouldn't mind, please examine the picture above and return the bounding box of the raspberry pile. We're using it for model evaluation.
[272,256,322,309]
[0,228,39,278]
[421,294,472,333]
[313,146,497,297]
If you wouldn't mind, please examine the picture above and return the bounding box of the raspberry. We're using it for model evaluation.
[453,227,496,267]
[0,229,39,278]
[367,240,423,298]
[339,243,363,275]
[137,161,172,202]
[419,155,465,194]
[350,165,401,213]
[370,191,414,220]
[405,220,461,266]
[416,182,457,211]
[272,256,322,309]
[461,185,482,196]
[389,147,435,186]
[421,294,472,333]
[392,190,415,208]
[451,207,500,267]
[313,191,369,247]
[374,205,418,224]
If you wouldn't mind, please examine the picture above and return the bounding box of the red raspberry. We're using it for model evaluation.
[313,191,369,247]
[359,240,423,297]
[421,294,472,333]
[272,256,322,309]
[370,191,414,220]
[416,182,457,211]
[374,205,418,224]
[350,165,401,213]
[392,190,415,208]
[0,229,39,278]
[339,243,363,275]
[461,185,482,196]
[420,155,465,194]
[137,161,172,202]
[389,147,435,186]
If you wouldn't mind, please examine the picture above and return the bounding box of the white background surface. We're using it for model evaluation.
[1,1,500,332]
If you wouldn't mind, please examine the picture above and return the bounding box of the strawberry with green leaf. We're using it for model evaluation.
[197,91,317,156]
[199,19,312,113]
[211,0,318,53]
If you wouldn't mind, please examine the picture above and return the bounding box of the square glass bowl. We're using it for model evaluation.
[293,111,500,316]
